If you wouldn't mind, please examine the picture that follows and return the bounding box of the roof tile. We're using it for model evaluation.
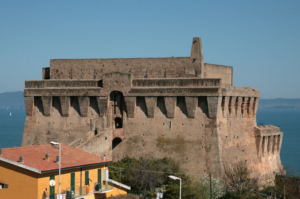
[0,144,110,172]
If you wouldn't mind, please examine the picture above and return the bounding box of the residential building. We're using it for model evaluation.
[0,180,8,190]
[0,144,130,199]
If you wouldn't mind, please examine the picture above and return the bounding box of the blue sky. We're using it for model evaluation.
[0,0,299,98]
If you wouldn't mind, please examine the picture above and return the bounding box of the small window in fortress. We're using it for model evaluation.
[115,117,122,128]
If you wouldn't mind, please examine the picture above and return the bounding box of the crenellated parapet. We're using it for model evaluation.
[24,94,260,121]
[24,74,260,120]
[25,80,101,88]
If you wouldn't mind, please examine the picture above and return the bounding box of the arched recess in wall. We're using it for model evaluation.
[115,117,122,128]
[112,137,122,150]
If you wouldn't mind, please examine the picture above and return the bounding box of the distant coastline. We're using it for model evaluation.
[0,91,24,108]
[260,106,300,109]
[258,98,300,109]
[1,91,300,110]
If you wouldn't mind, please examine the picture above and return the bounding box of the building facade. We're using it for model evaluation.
[0,144,129,199]
[21,37,284,183]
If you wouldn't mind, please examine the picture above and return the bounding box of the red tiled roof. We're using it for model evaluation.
[0,180,5,184]
[0,144,110,172]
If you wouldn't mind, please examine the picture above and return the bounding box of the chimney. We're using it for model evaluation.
[0,148,3,156]
[19,156,24,163]
[103,155,106,161]
[56,156,59,163]
[45,153,50,161]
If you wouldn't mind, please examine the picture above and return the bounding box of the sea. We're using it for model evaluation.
[0,108,299,174]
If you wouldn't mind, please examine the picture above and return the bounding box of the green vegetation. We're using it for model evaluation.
[109,157,224,198]
[109,157,299,198]
[260,175,300,199]
[221,161,259,198]
[109,156,181,196]
[164,177,224,199]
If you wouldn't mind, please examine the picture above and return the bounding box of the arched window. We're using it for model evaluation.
[112,138,122,150]
[115,117,122,128]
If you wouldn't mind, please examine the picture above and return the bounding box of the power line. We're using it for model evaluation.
[108,166,208,176]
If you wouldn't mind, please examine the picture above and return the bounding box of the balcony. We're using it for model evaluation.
[94,180,114,194]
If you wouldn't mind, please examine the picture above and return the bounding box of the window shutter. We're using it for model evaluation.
[50,176,55,199]
[85,171,89,185]
[98,169,102,189]
[71,173,75,192]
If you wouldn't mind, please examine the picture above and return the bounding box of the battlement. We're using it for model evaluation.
[132,78,221,87]
[25,80,101,88]
[24,93,260,120]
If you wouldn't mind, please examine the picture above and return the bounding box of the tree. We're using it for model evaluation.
[164,177,224,199]
[273,174,300,199]
[128,158,163,195]
[201,177,225,198]
[109,156,181,196]
[222,161,259,198]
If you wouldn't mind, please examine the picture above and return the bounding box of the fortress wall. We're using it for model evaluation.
[48,57,202,79]
[218,96,283,183]
[77,130,112,158]
[24,88,103,97]
[22,88,259,126]
[112,96,211,175]
[132,78,221,87]
[21,96,104,146]
[22,88,281,182]
[111,94,261,177]
[220,122,283,183]
[46,61,234,81]
[25,80,100,88]
[203,64,233,86]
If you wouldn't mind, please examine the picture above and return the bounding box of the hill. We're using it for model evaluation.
[258,98,300,109]
[0,91,24,108]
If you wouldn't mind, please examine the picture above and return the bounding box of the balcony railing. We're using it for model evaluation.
[60,186,88,199]
[46,182,114,199]
[94,181,114,193]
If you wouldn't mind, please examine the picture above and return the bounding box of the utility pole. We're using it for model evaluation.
[284,183,286,199]
[210,173,212,199]
[271,187,273,198]
[50,141,61,199]
[168,176,181,199]
[281,177,287,199]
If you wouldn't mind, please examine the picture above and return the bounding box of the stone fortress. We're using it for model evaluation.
[22,37,284,183]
